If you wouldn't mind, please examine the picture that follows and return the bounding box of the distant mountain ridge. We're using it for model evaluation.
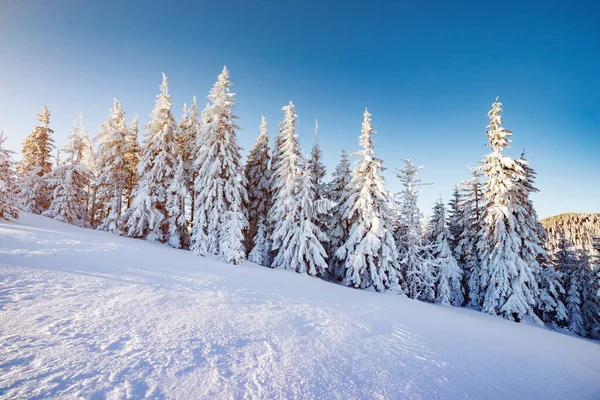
[541,213,600,258]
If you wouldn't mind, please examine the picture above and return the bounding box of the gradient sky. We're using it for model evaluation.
[1,0,598,218]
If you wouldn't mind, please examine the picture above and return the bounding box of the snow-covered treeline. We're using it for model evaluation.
[1,68,598,338]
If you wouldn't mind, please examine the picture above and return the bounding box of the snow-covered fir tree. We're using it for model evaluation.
[269,102,303,270]
[396,159,434,300]
[296,158,330,276]
[581,238,600,338]
[190,67,248,264]
[536,242,568,325]
[94,98,128,233]
[248,218,269,266]
[178,97,201,222]
[455,168,485,306]
[18,106,55,214]
[123,113,140,209]
[0,132,19,220]
[42,124,91,225]
[555,238,587,335]
[478,98,541,325]
[244,116,271,256]
[447,186,463,253]
[75,114,97,224]
[428,199,464,306]
[335,109,401,292]
[123,73,179,243]
[309,119,327,199]
[166,156,188,248]
[326,149,352,280]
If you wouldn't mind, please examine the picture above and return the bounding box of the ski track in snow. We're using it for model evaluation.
[0,214,599,399]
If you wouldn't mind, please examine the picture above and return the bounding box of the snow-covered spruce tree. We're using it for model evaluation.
[455,168,485,307]
[396,159,434,300]
[42,123,91,225]
[178,97,201,222]
[75,114,98,224]
[269,102,303,271]
[94,98,128,233]
[244,116,271,256]
[536,242,568,325]
[556,240,587,335]
[326,149,352,280]
[309,119,327,200]
[581,237,600,338]
[123,73,179,243]
[296,158,330,276]
[447,186,463,253]
[190,66,248,264]
[166,156,188,249]
[428,199,464,306]
[0,132,20,220]
[248,218,269,266]
[477,98,541,325]
[123,113,140,210]
[18,106,55,213]
[335,109,401,292]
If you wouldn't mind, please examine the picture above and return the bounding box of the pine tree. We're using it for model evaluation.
[0,132,19,220]
[455,169,485,307]
[123,113,140,210]
[244,116,271,256]
[178,97,201,222]
[42,124,91,225]
[95,98,128,233]
[76,114,98,225]
[396,159,434,300]
[190,66,248,264]
[428,199,464,306]
[336,109,401,292]
[18,106,55,213]
[269,102,304,270]
[123,73,179,243]
[166,156,188,248]
[478,98,541,325]
[326,149,352,280]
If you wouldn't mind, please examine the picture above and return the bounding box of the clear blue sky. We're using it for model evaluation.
[1,0,598,218]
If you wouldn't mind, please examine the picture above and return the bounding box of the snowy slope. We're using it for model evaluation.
[0,215,599,399]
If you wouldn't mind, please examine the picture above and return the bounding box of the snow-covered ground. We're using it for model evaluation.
[0,214,599,399]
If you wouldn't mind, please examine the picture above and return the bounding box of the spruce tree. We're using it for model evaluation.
[190,67,248,264]
[447,186,463,253]
[478,98,541,325]
[326,149,352,280]
[244,116,271,256]
[269,102,303,270]
[95,98,128,233]
[18,106,55,213]
[123,113,140,209]
[123,73,179,243]
[166,156,188,248]
[178,97,201,222]
[336,109,401,292]
[428,199,464,306]
[455,169,485,307]
[536,243,568,325]
[248,218,269,266]
[43,124,91,225]
[0,132,19,220]
[396,159,434,300]
[309,120,327,199]
[296,159,330,276]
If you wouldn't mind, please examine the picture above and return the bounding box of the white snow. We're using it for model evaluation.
[1,214,599,399]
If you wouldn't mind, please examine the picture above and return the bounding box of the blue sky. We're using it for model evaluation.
[0,0,598,218]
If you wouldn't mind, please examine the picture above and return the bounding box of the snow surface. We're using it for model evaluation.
[1,214,599,399]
